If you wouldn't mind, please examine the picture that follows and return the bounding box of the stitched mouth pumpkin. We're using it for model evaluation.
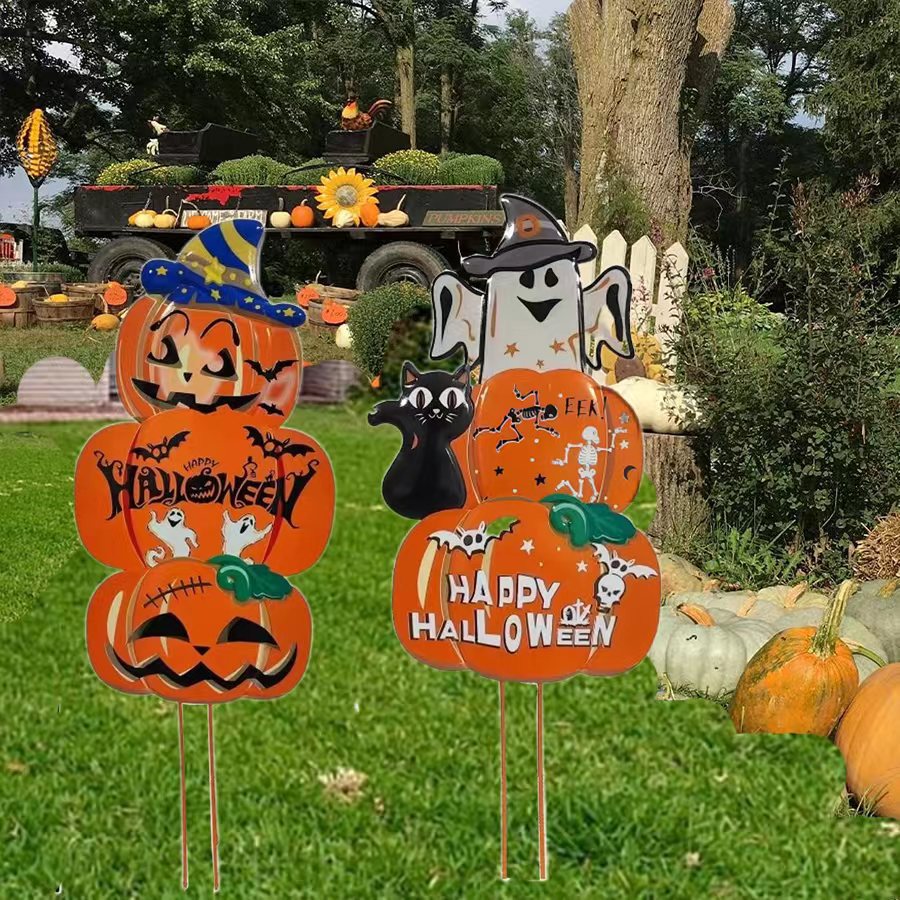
[393,496,660,683]
[469,368,643,510]
[87,557,312,704]
[117,296,303,424]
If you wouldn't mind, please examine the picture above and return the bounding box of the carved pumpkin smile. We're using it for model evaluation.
[131,377,260,413]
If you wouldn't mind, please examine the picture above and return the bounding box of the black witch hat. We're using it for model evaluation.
[461,194,597,278]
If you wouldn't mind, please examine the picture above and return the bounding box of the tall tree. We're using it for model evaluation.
[569,0,734,242]
[810,0,900,187]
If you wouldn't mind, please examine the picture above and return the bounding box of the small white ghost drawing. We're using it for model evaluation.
[592,543,657,611]
[221,511,272,562]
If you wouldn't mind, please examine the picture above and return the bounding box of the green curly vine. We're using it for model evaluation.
[540,494,636,548]
[208,555,293,602]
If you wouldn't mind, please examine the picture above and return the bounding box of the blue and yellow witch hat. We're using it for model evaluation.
[140,218,306,327]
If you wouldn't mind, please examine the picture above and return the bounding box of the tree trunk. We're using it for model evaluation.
[570,0,733,242]
[440,69,453,153]
[396,44,417,148]
[563,147,579,231]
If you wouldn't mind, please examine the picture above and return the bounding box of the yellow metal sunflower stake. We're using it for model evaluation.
[16,108,59,268]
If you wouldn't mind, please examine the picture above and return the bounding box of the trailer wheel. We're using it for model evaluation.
[356,242,451,292]
[87,237,174,293]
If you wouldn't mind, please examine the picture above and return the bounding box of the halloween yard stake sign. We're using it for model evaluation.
[75,218,335,891]
[376,195,661,879]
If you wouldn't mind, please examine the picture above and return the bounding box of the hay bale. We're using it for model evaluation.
[853,515,900,580]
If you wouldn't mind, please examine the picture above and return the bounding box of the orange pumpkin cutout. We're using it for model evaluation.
[117,295,303,424]
[103,281,128,307]
[295,285,319,308]
[0,285,17,308]
[74,407,335,575]
[321,299,348,325]
[86,558,312,705]
[290,201,315,228]
[393,497,660,683]
[469,368,643,510]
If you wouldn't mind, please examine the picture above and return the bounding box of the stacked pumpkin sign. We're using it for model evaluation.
[372,195,662,879]
[74,218,335,890]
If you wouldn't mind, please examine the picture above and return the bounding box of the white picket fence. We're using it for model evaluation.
[573,225,688,368]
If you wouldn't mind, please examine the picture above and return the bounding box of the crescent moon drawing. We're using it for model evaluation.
[623,465,636,480]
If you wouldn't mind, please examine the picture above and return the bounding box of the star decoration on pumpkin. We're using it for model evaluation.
[620,440,629,449]
[619,412,630,425]
[550,339,565,354]
[203,259,227,285]
[536,359,545,370]
[576,560,588,573]
[504,343,519,358]
[534,473,546,485]
[494,466,504,476]
[521,539,534,555]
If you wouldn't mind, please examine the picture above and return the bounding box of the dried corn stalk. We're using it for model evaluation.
[16,109,58,186]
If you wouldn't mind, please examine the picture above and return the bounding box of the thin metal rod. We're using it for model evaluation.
[178,703,188,891]
[207,704,220,892]
[536,683,547,881]
[499,681,508,881]
[32,185,39,270]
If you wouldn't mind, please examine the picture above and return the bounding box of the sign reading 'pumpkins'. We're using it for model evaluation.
[374,195,661,881]
[74,219,334,892]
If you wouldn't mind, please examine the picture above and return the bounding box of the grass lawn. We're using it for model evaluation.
[0,407,898,898]
[0,323,351,405]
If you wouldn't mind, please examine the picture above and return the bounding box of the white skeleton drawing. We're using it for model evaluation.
[592,543,657,611]
[146,507,198,566]
[221,511,272,561]
[552,426,627,501]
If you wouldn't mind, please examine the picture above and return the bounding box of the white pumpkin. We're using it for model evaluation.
[609,377,703,434]
[269,210,291,228]
[663,590,785,624]
[335,323,353,349]
[649,604,778,697]
[846,580,900,663]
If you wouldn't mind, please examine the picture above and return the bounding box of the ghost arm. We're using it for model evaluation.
[581,265,633,369]
[430,272,484,364]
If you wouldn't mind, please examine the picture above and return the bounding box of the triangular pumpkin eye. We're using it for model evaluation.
[218,617,278,646]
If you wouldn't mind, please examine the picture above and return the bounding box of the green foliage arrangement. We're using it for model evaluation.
[282,158,336,185]
[348,283,430,380]
[95,159,202,186]
[374,150,441,185]
[698,528,804,590]
[210,155,291,185]
[437,153,504,186]
[675,180,900,580]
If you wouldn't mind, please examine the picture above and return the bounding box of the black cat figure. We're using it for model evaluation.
[369,363,473,519]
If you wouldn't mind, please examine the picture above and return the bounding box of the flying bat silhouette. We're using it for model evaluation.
[428,520,516,558]
[259,402,284,417]
[247,359,297,382]
[244,425,315,460]
[132,430,190,461]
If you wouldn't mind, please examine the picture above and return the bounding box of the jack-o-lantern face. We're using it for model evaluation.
[469,368,643,510]
[87,558,311,704]
[117,296,302,424]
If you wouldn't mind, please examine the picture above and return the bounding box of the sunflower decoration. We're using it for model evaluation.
[316,167,379,228]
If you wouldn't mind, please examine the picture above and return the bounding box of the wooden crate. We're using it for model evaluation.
[300,360,361,403]
[32,294,96,324]
[62,283,107,307]
[0,283,45,328]
[302,283,360,327]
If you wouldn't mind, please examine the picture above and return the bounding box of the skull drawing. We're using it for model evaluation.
[592,543,658,611]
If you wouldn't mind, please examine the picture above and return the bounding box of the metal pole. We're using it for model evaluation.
[32,184,39,270]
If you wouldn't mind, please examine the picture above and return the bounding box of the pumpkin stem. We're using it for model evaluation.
[843,639,886,669]
[809,580,854,657]
[784,581,808,608]
[676,603,715,627]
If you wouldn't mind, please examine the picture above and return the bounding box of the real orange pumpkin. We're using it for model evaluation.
[730,581,863,736]
[295,285,319,308]
[321,299,348,325]
[187,213,212,230]
[835,663,900,817]
[290,200,315,228]
[359,202,380,227]
[103,281,128,307]
[0,285,17,308]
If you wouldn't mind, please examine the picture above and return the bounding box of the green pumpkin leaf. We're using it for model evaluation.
[208,555,292,602]
[540,495,636,547]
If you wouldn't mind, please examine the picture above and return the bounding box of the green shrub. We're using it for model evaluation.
[438,153,504,186]
[94,159,202,185]
[349,283,430,379]
[374,150,441,185]
[282,158,336,186]
[210,155,291,185]
[674,181,900,581]
[695,527,804,590]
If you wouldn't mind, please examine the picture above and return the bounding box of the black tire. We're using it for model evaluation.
[356,242,451,292]
[87,237,175,292]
